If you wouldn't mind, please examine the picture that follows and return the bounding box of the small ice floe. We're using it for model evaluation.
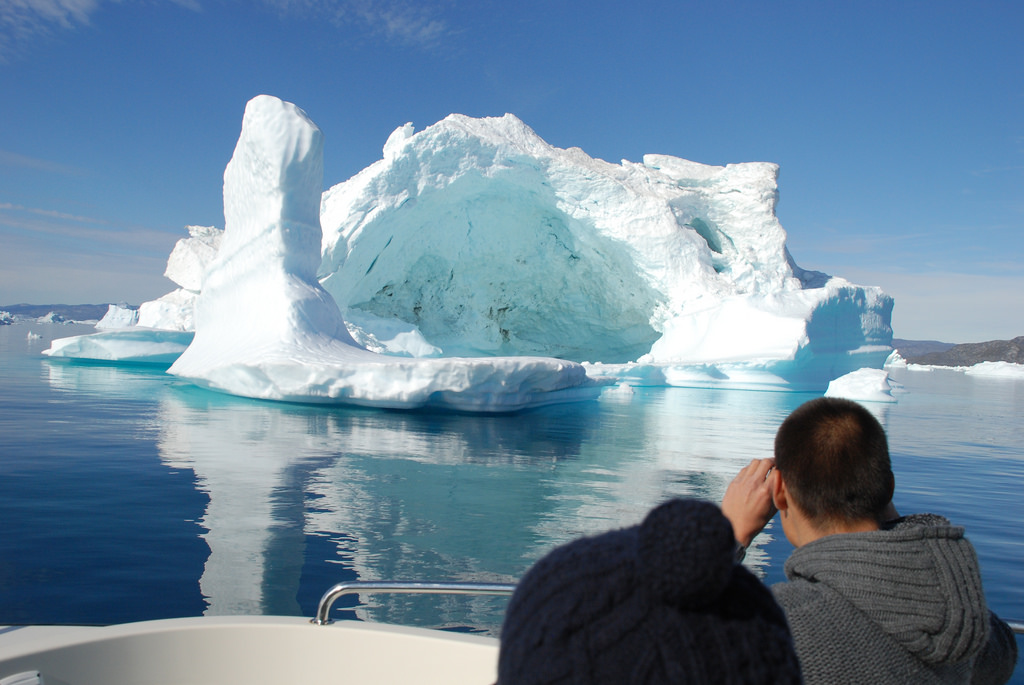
[824,368,898,403]
[964,361,1024,380]
[601,381,636,401]
[883,350,906,368]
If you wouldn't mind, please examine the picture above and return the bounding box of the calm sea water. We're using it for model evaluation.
[1,323,1021,676]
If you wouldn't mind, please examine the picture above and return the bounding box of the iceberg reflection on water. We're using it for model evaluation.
[34,348,794,631]
[1,324,1021,644]
[149,381,793,631]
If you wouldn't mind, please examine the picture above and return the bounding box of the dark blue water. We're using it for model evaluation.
[1,323,1021,678]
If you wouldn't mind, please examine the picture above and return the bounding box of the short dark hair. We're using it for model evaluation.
[774,397,893,526]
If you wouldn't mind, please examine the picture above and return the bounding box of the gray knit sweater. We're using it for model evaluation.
[773,514,1017,684]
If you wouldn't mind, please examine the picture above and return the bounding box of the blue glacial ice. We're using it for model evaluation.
[46,94,894,401]
[51,95,603,411]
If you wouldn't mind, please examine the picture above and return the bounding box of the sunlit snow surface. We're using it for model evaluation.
[317,114,888,370]
[824,368,899,403]
[886,354,1024,380]
[45,328,193,364]
[964,361,1024,379]
[317,111,893,389]
[139,225,223,332]
[47,94,901,399]
[159,95,603,410]
[95,304,139,329]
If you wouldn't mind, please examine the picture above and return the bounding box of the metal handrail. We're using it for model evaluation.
[312,580,517,626]
[310,582,1024,635]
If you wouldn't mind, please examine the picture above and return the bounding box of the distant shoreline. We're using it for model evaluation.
[3,303,1021,368]
[894,336,1024,367]
[1,303,116,321]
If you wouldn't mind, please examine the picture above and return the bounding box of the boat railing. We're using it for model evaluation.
[312,582,1024,636]
[312,580,517,626]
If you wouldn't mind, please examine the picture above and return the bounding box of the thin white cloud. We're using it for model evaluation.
[0,0,96,61]
[0,0,200,62]
[0,201,110,225]
[260,0,453,48]
[797,230,928,256]
[0,149,84,176]
[0,0,97,46]
[1,0,99,29]
[369,4,447,44]
[0,247,173,304]
[968,164,1024,177]
[1,0,451,61]
[0,201,182,256]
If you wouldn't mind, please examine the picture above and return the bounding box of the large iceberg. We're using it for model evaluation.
[46,94,894,398]
[164,95,601,411]
[317,113,892,388]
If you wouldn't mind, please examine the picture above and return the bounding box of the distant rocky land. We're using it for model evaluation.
[890,339,954,359]
[894,336,1024,367]
[0,303,113,322]
[3,304,1021,368]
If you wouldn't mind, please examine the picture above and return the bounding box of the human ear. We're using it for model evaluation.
[771,470,788,513]
[772,472,801,546]
[880,472,899,521]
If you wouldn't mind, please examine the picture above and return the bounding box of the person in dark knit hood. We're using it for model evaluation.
[497,498,802,684]
[723,397,1018,684]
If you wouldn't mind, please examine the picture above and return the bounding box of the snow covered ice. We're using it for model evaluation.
[46,225,219,361]
[964,361,1024,379]
[318,112,893,390]
[138,224,222,331]
[46,93,901,401]
[164,95,602,410]
[96,304,139,329]
[45,327,194,364]
[824,368,898,403]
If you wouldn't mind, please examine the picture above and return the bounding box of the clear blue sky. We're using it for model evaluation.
[1,1,1021,343]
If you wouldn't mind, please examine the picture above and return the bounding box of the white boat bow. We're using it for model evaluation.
[0,581,516,685]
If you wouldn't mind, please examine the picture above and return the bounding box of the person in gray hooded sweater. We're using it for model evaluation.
[723,397,1017,684]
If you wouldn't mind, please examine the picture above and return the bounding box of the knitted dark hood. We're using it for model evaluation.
[499,499,802,684]
[781,513,990,664]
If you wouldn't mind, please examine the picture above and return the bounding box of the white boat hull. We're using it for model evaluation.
[0,616,498,685]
